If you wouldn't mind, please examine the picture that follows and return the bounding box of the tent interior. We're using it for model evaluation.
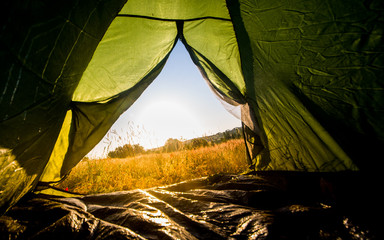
[1,0,382,239]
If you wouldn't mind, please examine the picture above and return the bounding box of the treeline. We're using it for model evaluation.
[107,144,145,158]
[160,138,210,153]
[107,127,243,158]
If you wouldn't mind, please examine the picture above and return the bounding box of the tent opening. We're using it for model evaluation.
[54,40,249,194]
[87,40,243,158]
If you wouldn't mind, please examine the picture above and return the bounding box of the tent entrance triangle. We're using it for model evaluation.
[86,40,242,159]
[53,41,249,193]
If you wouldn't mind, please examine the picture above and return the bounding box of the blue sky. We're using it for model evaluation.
[88,40,241,157]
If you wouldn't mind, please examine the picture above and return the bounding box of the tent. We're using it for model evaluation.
[0,0,382,238]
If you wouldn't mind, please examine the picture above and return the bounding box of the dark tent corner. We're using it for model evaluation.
[1,0,383,239]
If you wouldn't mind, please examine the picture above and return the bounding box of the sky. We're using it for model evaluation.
[87,40,241,158]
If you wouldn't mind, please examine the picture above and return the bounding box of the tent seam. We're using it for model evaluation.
[117,14,231,22]
[51,1,102,94]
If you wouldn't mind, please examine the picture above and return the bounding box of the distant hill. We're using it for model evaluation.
[183,127,243,145]
[156,127,243,152]
[110,127,244,157]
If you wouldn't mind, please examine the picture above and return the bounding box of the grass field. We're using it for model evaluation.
[57,139,248,194]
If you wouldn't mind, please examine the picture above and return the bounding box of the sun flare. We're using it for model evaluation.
[136,100,203,148]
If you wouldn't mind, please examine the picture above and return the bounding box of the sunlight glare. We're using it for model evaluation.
[136,99,203,148]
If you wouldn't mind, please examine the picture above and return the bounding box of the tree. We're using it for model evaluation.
[133,144,144,155]
[191,138,209,149]
[164,138,183,152]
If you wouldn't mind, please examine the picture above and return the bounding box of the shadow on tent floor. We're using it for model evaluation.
[0,172,379,239]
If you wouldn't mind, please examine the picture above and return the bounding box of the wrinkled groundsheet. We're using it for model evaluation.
[0,173,379,239]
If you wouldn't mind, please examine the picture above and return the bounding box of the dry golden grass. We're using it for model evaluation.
[57,139,248,194]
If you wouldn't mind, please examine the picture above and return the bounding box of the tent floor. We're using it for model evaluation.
[0,172,379,239]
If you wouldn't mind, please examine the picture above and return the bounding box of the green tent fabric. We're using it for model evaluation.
[1,0,383,215]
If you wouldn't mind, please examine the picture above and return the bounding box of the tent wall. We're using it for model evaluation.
[0,0,127,214]
[228,0,383,172]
